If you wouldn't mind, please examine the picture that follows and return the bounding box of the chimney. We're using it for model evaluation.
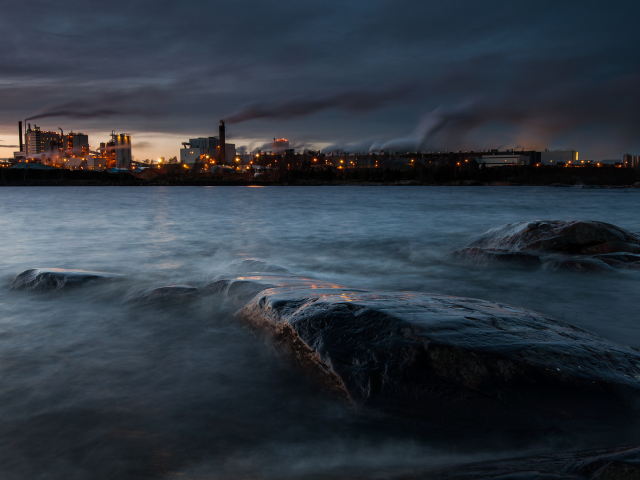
[219,120,226,164]
[18,121,23,152]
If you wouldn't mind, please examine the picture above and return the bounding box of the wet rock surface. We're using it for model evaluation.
[212,275,640,433]
[451,221,640,272]
[421,445,640,480]
[10,268,122,291]
[202,274,345,304]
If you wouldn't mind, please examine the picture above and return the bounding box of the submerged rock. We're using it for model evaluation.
[429,444,640,479]
[543,257,617,273]
[227,259,291,275]
[222,277,640,432]
[451,221,640,272]
[450,247,542,267]
[10,268,121,291]
[125,285,199,302]
[592,252,640,268]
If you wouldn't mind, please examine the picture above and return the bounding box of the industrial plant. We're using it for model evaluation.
[3,117,639,186]
[10,121,132,171]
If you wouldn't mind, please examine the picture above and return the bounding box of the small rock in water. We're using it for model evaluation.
[10,268,122,291]
[451,220,640,272]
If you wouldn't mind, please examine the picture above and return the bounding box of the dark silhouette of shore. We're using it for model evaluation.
[0,164,638,187]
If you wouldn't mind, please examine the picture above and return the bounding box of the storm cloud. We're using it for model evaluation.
[0,0,638,158]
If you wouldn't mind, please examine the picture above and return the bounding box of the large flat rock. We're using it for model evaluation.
[10,268,122,291]
[222,278,640,431]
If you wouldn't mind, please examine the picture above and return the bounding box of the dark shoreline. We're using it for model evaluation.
[1,164,639,187]
[1,180,639,187]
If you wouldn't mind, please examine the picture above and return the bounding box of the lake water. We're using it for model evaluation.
[1,186,639,479]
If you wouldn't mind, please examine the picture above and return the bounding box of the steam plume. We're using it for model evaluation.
[24,91,161,121]
[224,83,418,124]
[26,108,121,121]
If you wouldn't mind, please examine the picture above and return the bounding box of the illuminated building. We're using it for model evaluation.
[115,134,132,168]
[479,154,529,167]
[180,135,235,166]
[540,150,578,165]
[273,138,289,155]
[100,131,132,169]
[24,124,62,160]
[180,136,219,164]
[63,132,89,157]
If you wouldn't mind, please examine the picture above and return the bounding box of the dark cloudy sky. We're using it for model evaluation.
[1,0,638,159]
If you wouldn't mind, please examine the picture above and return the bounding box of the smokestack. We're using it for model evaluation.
[18,121,23,152]
[219,120,226,164]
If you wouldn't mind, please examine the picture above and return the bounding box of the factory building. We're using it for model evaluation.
[181,143,236,166]
[599,159,623,166]
[12,120,134,170]
[273,138,289,155]
[100,132,132,169]
[223,144,236,163]
[478,154,530,167]
[14,121,25,160]
[180,121,236,166]
[622,154,640,168]
[24,124,62,158]
[540,150,578,165]
[180,136,219,164]
[115,134,131,168]
[63,132,89,157]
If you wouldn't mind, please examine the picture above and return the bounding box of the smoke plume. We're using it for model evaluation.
[224,83,418,124]
[24,89,165,122]
[26,108,121,122]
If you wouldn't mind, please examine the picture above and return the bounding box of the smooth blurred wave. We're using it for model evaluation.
[0,186,639,478]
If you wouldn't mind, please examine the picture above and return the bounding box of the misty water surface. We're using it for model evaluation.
[0,186,639,479]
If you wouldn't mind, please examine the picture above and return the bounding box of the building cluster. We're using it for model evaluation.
[179,120,242,171]
[5,115,638,175]
[177,121,639,175]
[176,136,640,177]
[12,121,132,171]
